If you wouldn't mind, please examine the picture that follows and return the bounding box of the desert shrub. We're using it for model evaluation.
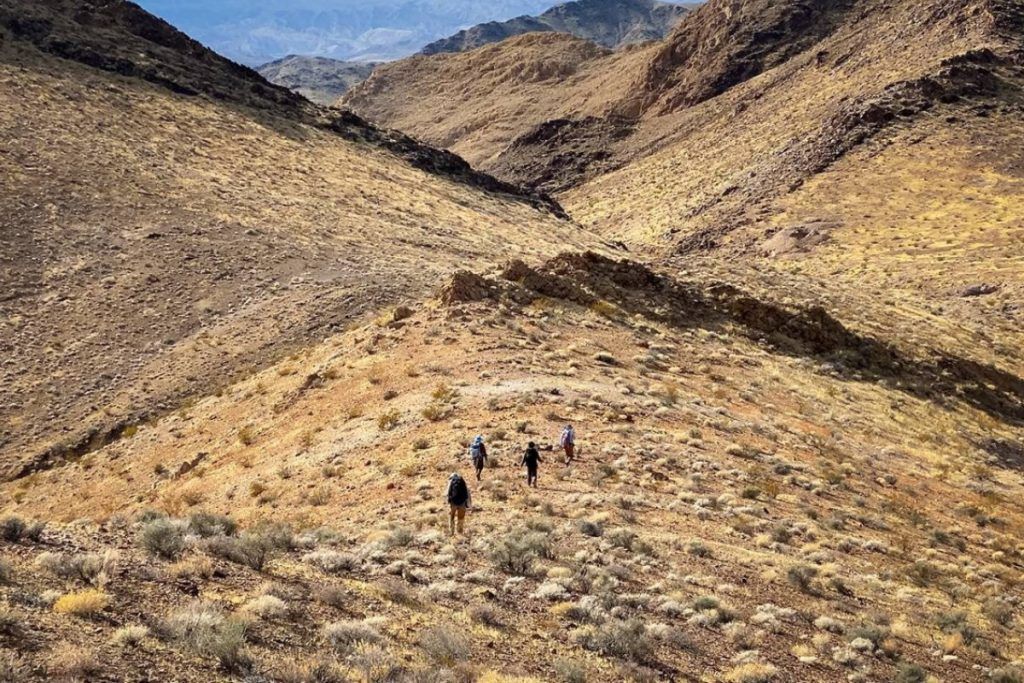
[3,514,37,544]
[984,598,1014,627]
[991,666,1024,683]
[0,653,24,682]
[379,578,419,605]
[139,518,186,560]
[111,625,150,647]
[205,533,274,571]
[323,620,381,655]
[53,589,109,617]
[275,659,346,683]
[577,520,604,537]
[188,512,237,538]
[894,662,927,683]
[468,605,503,628]
[845,622,889,648]
[315,585,348,609]
[305,550,358,575]
[723,663,777,683]
[0,518,26,543]
[574,619,654,663]
[36,551,114,586]
[243,595,288,620]
[0,606,24,639]
[419,625,470,666]
[607,528,637,550]
[554,658,588,683]
[386,526,415,548]
[687,541,711,558]
[786,564,818,593]
[238,426,256,445]
[422,403,449,422]
[905,560,945,588]
[692,596,719,611]
[48,645,102,679]
[491,529,551,576]
[0,559,11,585]
[163,601,250,672]
[378,409,401,431]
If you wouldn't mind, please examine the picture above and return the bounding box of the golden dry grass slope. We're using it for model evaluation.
[3,1,1024,682]
[2,254,1024,682]
[0,0,597,482]
[346,0,1024,402]
[343,32,656,169]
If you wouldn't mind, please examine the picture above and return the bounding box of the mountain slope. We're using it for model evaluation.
[344,0,1024,392]
[3,252,1024,681]
[0,0,596,482]
[256,55,379,105]
[343,32,656,168]
[421,0,691,55]
[4,1,1024,682]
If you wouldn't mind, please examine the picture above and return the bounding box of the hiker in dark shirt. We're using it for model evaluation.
[521,442,542,488]
[445,473,472,534]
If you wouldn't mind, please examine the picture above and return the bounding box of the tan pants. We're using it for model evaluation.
[449,505,467,534]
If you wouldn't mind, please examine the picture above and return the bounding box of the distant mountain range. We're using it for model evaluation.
[422,0,692,55]
[251,0,693,106]
[136,0,558,64]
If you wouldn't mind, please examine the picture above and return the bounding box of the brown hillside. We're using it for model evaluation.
[4,1,1024,682]
[0,0,599,482]
[343,32,655,168]
[3,253,1024,681]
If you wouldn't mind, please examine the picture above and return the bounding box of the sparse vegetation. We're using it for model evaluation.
[419,625,470,666]
[323,620,381,655]
[53,589,110,617]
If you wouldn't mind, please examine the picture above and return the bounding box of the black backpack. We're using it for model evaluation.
[447,476,468,505]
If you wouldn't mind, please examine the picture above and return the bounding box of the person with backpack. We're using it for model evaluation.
[521,442,542,488]
[468,435,488,481]
[446,472,472,534]
[560,424,576,464]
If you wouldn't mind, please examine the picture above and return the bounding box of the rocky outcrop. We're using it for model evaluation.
[442,252,1024,423]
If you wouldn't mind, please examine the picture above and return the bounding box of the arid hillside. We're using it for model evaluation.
[345,0,1024,384]
[0,0,597,483]
[2,253,1024,681]
[3,1,1024,682]
[343,32,656,168]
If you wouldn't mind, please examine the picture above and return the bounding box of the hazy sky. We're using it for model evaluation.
[136,0,559,64]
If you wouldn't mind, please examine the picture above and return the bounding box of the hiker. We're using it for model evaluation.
[469,435,488,481]
[446,472,471,534]
[560,424,576,464]
[522,441,542,488]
